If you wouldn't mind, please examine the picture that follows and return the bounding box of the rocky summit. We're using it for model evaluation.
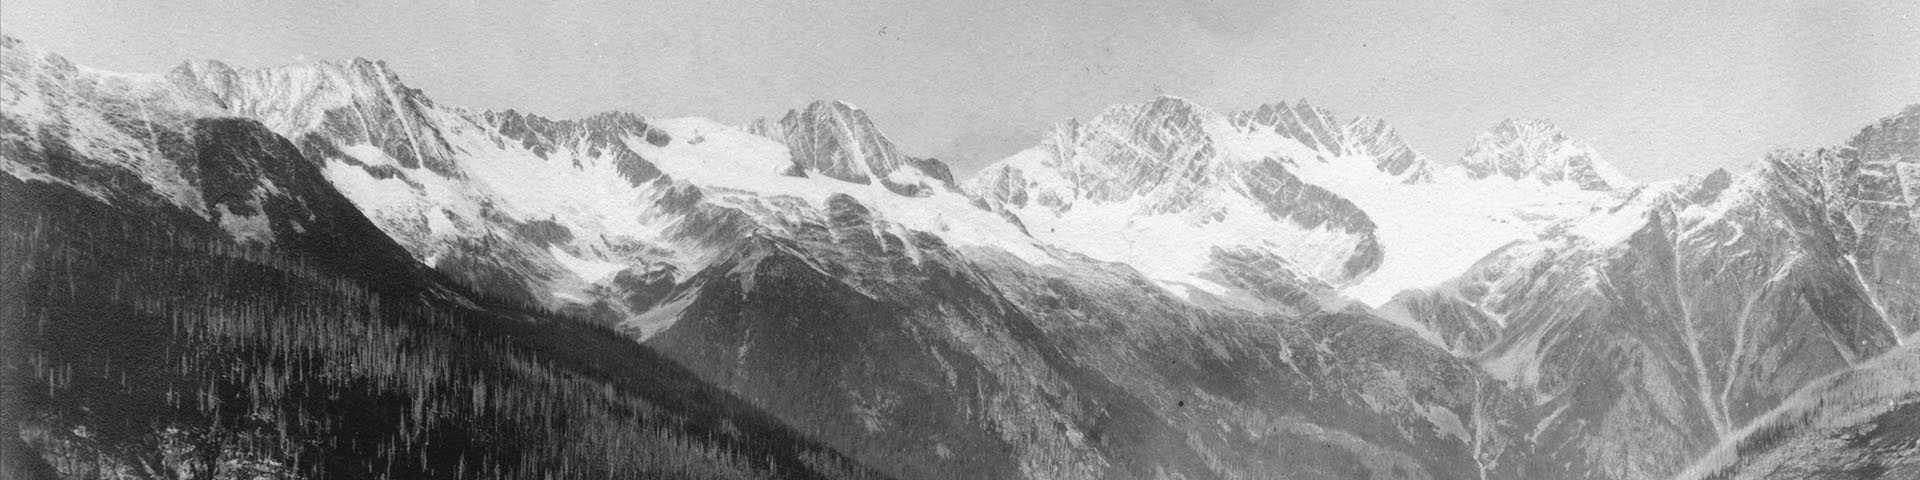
[1460,118,1631,190]
[6,34,1918,480]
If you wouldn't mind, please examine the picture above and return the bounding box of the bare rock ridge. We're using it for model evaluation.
[966,96,1389,298]
[171,56,470,177]
[1342,114,1433,179]
[1837,103,1920,337]
[9,33,1920,479]
[1233,100,1351,156]
[6,38,1511,480]
[479,109,673,185]
[963,96,1631,308]
[1384,106,1919,479]
[1460,118,1630,190]
[2,35,889,480]
[743,100,956,196]
[1668,114,1920,478]
[1663,108,1920,477]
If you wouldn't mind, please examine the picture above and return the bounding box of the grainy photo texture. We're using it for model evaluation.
[2,2,1918,479]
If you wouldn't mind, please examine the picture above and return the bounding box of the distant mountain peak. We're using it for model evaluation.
[1069,95,1218,145]
[1231,99,1349,157]
[742,99,953,196]
[161,53,468,177]
[1460,118,1630,190]
[1341,115,1433,179]
[968,95,1400,298]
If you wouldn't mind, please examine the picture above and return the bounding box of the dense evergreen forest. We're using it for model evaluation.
[1,179,889,480]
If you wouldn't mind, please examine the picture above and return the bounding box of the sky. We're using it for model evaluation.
[3,0,1917,181]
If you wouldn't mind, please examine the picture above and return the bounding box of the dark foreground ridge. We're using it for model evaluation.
[0,173,890,479]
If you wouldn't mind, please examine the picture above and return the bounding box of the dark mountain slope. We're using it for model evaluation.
[1673,341,1920,480]
[1,42,888,480]
[1386,105,1920,480]
[643,192,1520,480]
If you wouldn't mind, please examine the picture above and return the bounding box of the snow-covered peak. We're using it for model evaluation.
[1230,99,1349,157]
[1459,119,1631,190]
[968,96,1631,309]
[1111,94,1217,126]
[967,96,1399,305]
[1341,115,1433,179]
[167,54,465,176]
[1035,95,1228,200]
[1224,100,1435,180]
[3,36,231,217]
[742,99,954,196]
[1,36,441,276]
[1848,103,1920,165]
[4,37,1050,335]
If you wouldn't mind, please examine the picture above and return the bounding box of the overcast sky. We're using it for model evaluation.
[4,0,1917,181]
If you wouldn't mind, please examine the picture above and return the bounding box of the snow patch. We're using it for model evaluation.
[622,296,693,340]
[637,117,1058,267]
[547,244,629,282]
[216,203,274,244]
[1231,128,1619,306]
[1565,207,1649,246]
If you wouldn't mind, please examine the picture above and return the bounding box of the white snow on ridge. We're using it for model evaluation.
[634,117,1060,267]
[1009,188,1360,298]
[6,36,1646,319]
[979,114,1376,300]
[1588,153,1634,191]
[974,100,1630,308]
[216,202,275,244]
[1213,128,1621,306]
[0,53,213,216]
[548,244,628,282]
[1325,167,1612,306]
[1565,201,1650,246]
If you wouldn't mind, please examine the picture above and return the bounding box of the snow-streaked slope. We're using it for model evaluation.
[306,106,719,319]
[135,53,1056,334]
[739,100,957,197]
[1274,153,1622,305]
[1385,118,1919,479]
[1674,335,1920,480]
[22,32,1920,480]
[972,96,1625,308]
[1,38,222,216]
[1460,119,1631,190]
[970,97,1380,308]
[638,116,1052,266]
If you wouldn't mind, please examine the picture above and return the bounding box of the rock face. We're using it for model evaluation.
[1658,109,1920,478]
[10,37,980,338]
[82,47,751,328]
[966,97,1620,309]
[1460,119,1630,190]
[7,40,1529,480]
[0,38,426,284]
[743,100,954,196]
[10,33,1918,480]
[1386,108,1919,479]
[2,36,889,480]
[173,57,467,177]
[479,109,672,184]
[645,227,1506,480]
[1673,341,1920,480]
[1342,115,1433,179]
[1230,100,1433,180]
[1836,104,1920,337]
[1232,101,1351,156]
[966,97,1387,305]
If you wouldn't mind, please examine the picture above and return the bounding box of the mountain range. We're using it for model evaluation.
[4,36,1917,479]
